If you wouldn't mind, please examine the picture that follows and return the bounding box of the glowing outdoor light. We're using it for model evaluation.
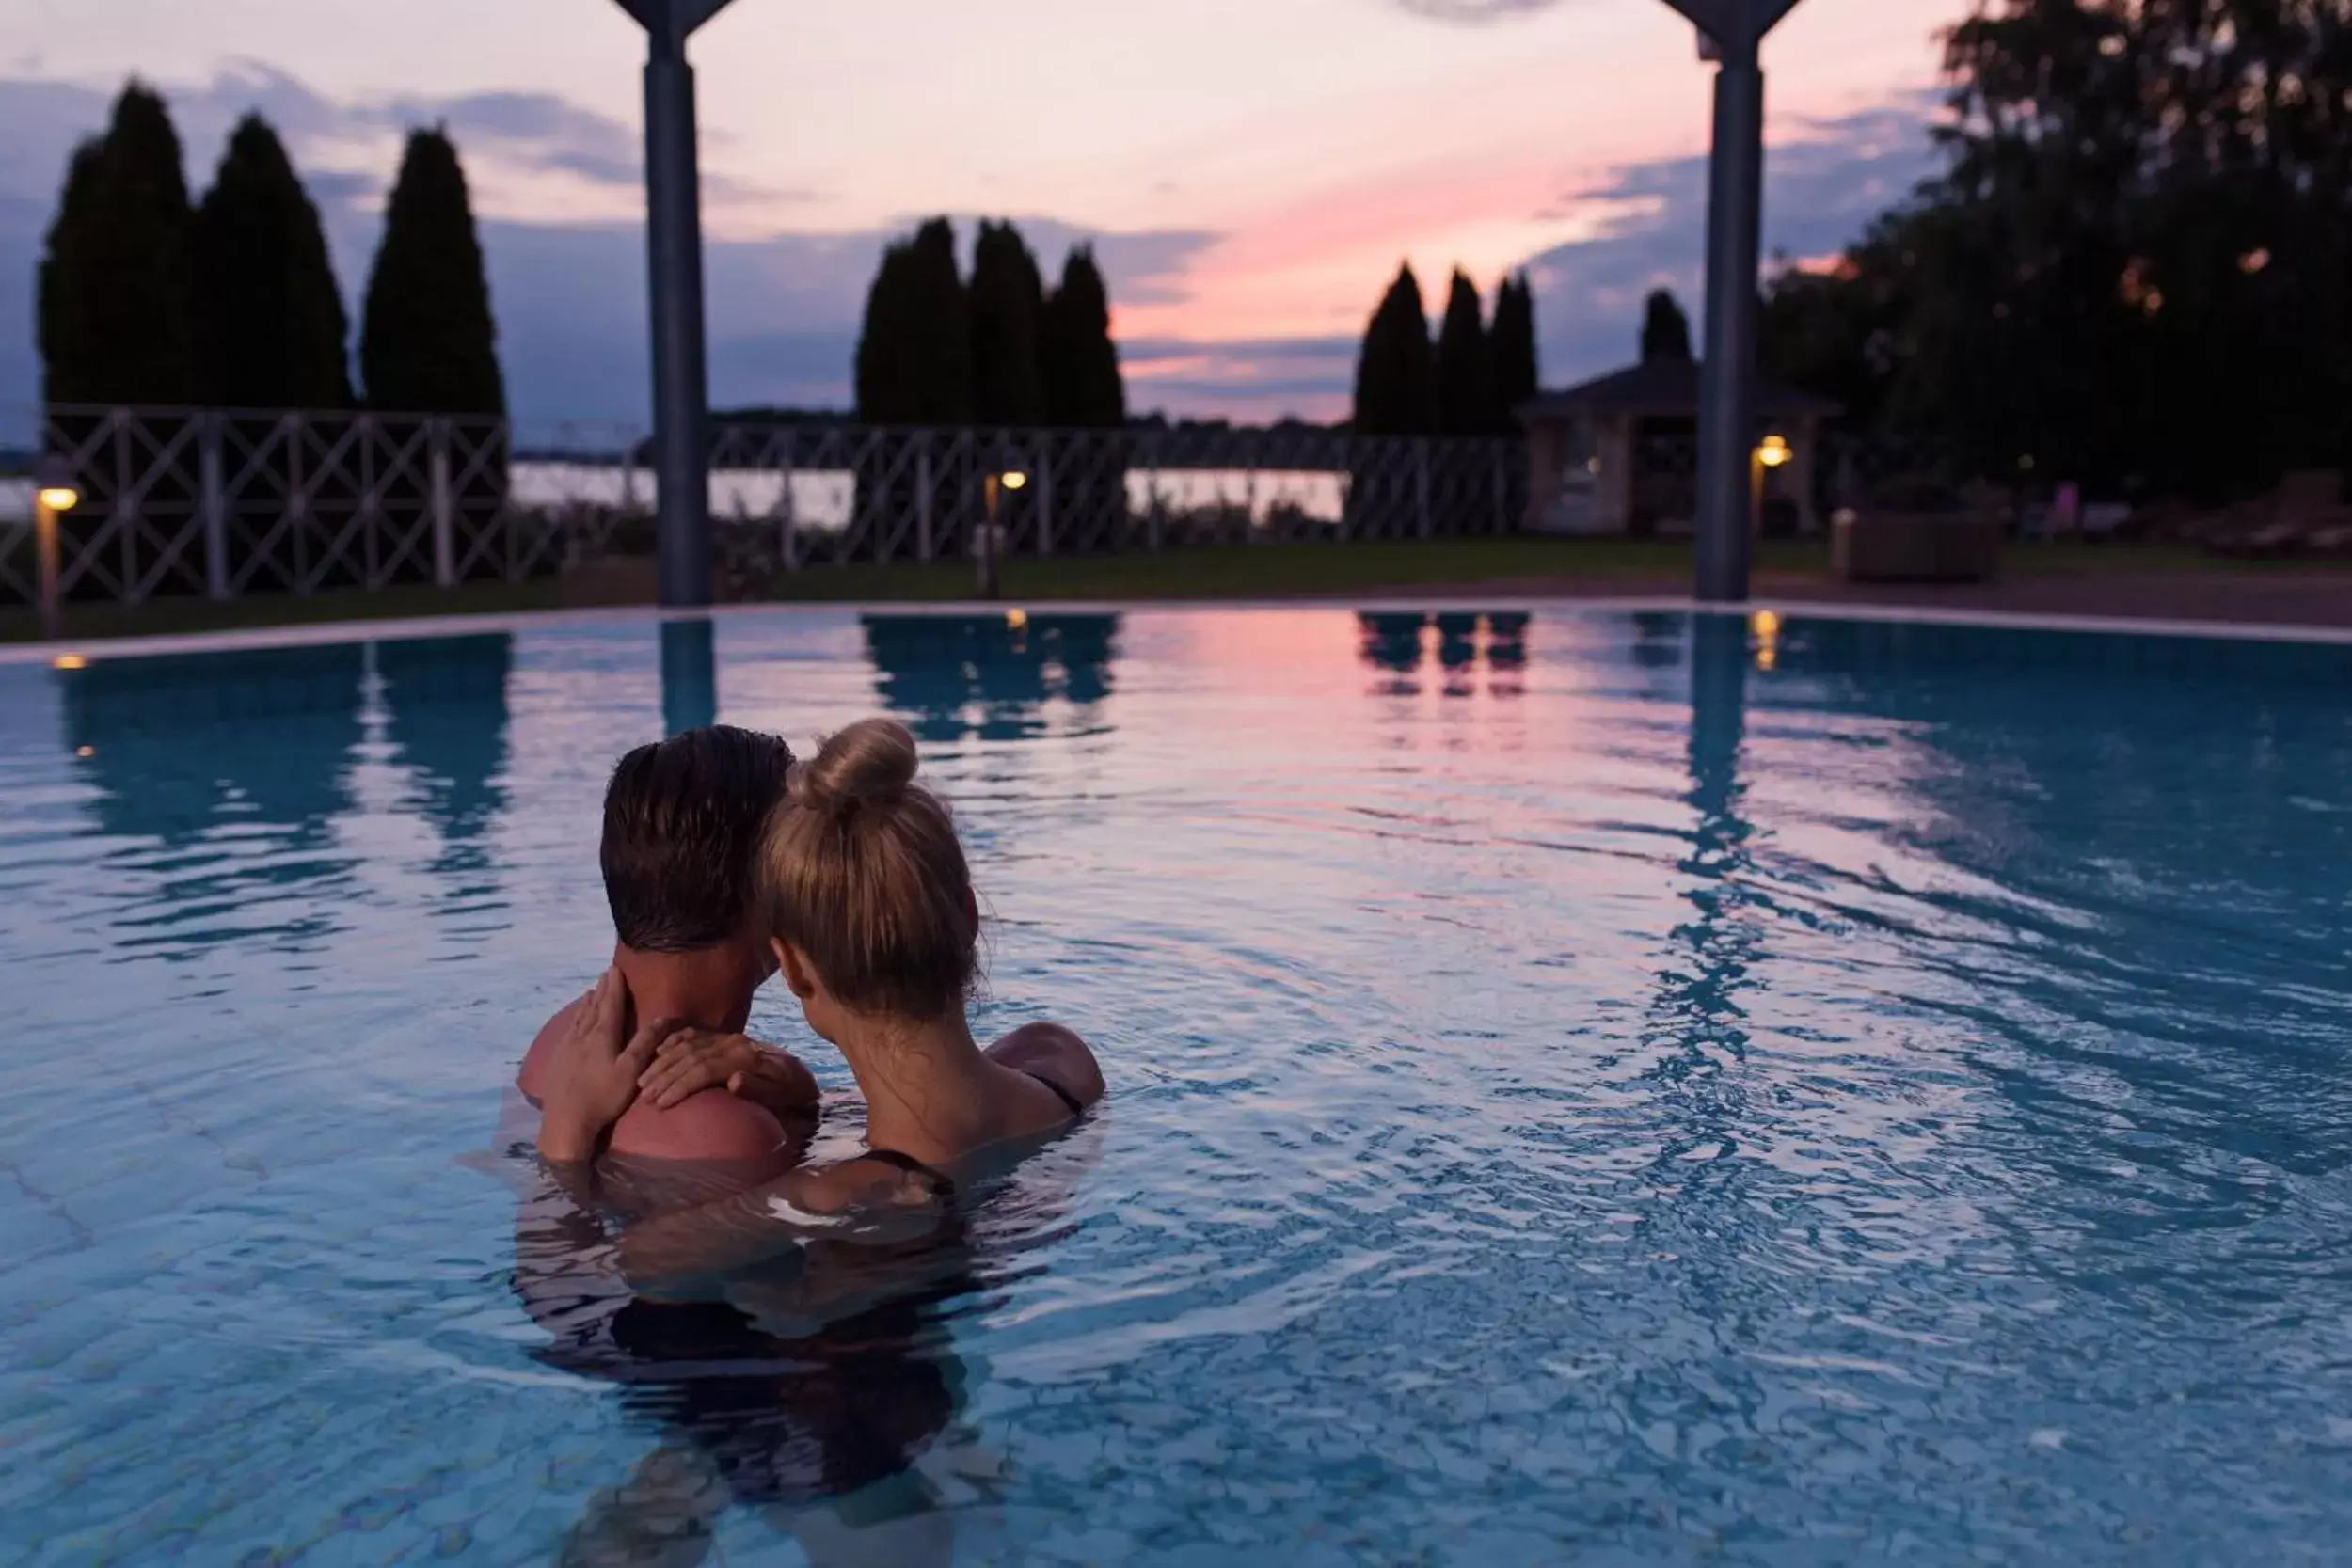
[1749,609,1781,638]
[978,466,1029,601]
[33,455,79,641]
[52,655,87,671]
[1748,435,1791,537]
[75,745,94,758]
[1005,608,1029,629]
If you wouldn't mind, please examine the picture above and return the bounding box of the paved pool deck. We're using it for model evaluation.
[1356,567,2352,631]
[4,567,2349,666]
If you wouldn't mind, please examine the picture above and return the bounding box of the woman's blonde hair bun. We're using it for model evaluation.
[788,717,920,816]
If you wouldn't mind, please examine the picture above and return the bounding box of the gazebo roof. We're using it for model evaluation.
[1518,358,1841,421]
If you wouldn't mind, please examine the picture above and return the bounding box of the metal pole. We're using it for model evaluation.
[200,413,230,600]
[644,24,711,608]
[615,0,739,606]
[979,473,1001,599]
[916,436,934,562]
[35,497,61,641]
[1694,22,1764,603]
[1415,438,1433,540]
[429,419,456,587]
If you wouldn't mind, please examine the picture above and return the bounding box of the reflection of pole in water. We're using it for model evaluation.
[1689,613,1748,825]
[1672,612,1755,1035]
[660,617,718,736]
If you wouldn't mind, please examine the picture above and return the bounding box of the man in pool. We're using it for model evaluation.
[516,723,818,1164]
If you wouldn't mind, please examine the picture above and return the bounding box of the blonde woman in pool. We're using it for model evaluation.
[536,716,1104,1278]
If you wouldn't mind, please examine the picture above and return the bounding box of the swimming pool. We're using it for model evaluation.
[4,604,2349,1566]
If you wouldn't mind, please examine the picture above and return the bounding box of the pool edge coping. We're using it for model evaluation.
[5,593,2351,666]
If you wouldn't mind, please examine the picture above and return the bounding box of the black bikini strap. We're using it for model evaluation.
[1025,1069,1086,1117]
[858,1148,955,1196]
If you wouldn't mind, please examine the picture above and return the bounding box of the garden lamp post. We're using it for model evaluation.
[1657,0,1805,604]
[980,470,1026,600]
[33,455,80,641]
[1750,432,1790,538]
[611,0,738,609]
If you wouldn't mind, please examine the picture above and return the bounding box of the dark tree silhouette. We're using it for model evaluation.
[969,220,1047,427]
[1352,262,1435,436]
[360,129,503,414]
[1640,289,1692,364]
[1756,0,2352,501]
[38,81,197,405]
[1041,244,1125,428]
[1486,271,1539,431]
[1432,269,1491,436]
[193,114,352,409]
[854,237,919,423]
[853,217,972,426]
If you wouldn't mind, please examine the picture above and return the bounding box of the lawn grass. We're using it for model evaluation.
[0,577,567,645]
[766,537,1832,602]
[5,536,2337,646]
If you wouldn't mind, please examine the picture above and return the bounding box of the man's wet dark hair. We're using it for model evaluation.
[601,725,794,953]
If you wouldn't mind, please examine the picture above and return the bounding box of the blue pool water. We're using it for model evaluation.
[4,606,2350,1566]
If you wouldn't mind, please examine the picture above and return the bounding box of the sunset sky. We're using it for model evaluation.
[4,0,1967,432]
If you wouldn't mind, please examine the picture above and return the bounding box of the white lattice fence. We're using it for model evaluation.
[696,423,1524,564]
[7,406,1530,607]
[18,405,532,608]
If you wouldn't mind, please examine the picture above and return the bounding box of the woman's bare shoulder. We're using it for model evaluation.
[985,1022,1105,1109]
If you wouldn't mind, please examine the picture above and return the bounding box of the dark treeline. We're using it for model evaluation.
[849,218,1129,551]
[40,79,503,415]
[1762,0,2352,502]
[1350,263,1538,436]
[1640,289,1693,365]
[854,217,1127,429]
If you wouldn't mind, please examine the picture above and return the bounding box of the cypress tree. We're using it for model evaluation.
[853,237,919,423]
[969,219,1046,427]
[37,80,197,405]
[36,143,105,405]
[851,219,967,546]
[1432,268,1491,436]
[360,129,503,414]
[903,217,972,425]
[1486,272,1539,432]
[1041,244,1125,428]
[1351,262,1434,436]
[193,114,352,409]
[1040,244,1129,546]
[1640,288,1693,363]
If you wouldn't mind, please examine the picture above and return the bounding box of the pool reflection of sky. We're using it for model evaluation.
[7,608,2352,1563]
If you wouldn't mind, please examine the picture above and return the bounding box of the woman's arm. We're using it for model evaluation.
[612,1161,948,1286]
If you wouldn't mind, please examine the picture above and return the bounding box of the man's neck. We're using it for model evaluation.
[612,942,761,1036]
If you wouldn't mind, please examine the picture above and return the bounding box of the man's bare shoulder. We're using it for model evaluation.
[517,995,785,1164]
[516,998,583,1102]
[609,1091,786,1164]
